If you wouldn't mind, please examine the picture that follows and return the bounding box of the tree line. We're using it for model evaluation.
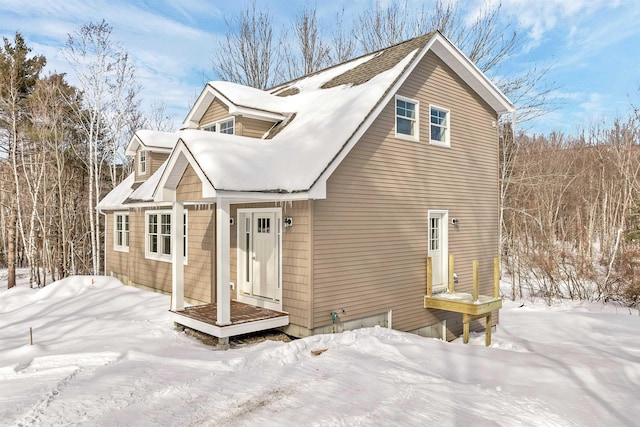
[0,22,170,288]
[503,119,640,307]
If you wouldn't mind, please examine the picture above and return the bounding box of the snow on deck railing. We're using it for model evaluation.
[426,255,500,301]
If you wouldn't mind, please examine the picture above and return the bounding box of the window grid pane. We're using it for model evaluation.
[245,217,251,282]
[148,214,158,254]
[396,98,417,137]
[220,119,234,134]
[139,151,146,173]
[430,107,448,143]
[430,218,439,251]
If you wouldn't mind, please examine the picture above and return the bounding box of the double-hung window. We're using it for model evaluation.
[430,105,450,146]
[139,150,147,175]
[202,117,234,135]
[145,211,188,263]
[395,96,419,141]
[146,212,171,260]
[114,213,129,252]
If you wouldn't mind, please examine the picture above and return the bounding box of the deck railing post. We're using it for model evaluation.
[472,260,479,302]
[493,257,500,298]
[426,257,432,297]
[448,254,455,293]
[171,202,185,311]
[216,197,231,326]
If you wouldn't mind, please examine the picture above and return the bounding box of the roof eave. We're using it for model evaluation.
[429,32,515,115]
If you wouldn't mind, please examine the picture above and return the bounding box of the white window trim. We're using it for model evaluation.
[183,210,188,266]
[145,210,188,264]
[428,209,449,293]
[236,207,283,311]
[145,210,172,263]
[429,104,451,147]
[395,95,419,142]
[202,116,235,135]
[138,150,147,175]
[114,212,129,253]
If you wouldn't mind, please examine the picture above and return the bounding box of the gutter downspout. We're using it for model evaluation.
[98,208,108,276]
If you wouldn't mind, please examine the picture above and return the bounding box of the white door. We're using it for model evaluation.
[252,212,278,299]
[428,211,448,290]
[238,210,281,303]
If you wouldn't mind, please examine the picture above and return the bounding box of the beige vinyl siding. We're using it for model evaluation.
[130,209,172,295]
[105,212,129,277]
[236,116,274,138]
[230,201,312,328]
[151,152,169,175]
[105,205,213,305]
[134,150,169,182]
[176,164,203,201]
[184,206,214,303]
[312,50,499,334]
[199,97,275,138]
[200,98,229,126]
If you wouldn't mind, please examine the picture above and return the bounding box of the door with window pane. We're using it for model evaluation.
[239,210,280,302]
[428,211,448,289]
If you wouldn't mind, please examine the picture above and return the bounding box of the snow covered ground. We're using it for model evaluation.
[1,274,639,426]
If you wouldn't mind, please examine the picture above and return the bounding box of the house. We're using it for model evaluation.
[97,31,514,347]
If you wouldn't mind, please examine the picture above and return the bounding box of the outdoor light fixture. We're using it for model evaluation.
[284,217,293,228]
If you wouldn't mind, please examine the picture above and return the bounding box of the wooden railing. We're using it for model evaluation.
[425,255,502,346]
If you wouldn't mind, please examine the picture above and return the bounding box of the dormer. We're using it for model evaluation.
[125,130,177,183]
[183,82,290,139]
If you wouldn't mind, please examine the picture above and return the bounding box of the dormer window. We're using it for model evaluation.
[202,117,235,135]
[139,150,147,175]
[219,118,234,134]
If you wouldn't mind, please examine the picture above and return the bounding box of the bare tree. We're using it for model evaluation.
[213,0,280,89]
[353,0,413,52]
[0,33,45,288]
[281,4,331,82]
[63,20,140,275]
[329,7,357,65]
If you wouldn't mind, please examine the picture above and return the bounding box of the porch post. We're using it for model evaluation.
[216,197,231,325]
[171,202,185,311]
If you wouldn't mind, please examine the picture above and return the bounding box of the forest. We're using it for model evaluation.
[1,1,639,308]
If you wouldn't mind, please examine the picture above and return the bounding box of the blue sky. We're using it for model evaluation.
[1,0,639,135]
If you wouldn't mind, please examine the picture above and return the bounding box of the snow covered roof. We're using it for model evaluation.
[97,173,135,210]
[100,32,515,208]
[172,46,415,193]
[125,130,178,156]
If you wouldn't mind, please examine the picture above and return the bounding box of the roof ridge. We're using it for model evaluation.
[269,32,435,95]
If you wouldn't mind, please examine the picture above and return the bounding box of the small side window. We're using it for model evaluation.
[114,213,129,252]
[139,150,147,175]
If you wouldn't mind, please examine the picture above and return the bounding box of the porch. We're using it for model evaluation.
[424,256,502,346]
[170,300,289,339]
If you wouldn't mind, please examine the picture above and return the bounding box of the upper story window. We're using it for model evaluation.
[202,117,235,135]
[219,118,234,134]
[139,150,147,175]
[114,213,129,252]
[395,95,419,141]
[430,105,450,146]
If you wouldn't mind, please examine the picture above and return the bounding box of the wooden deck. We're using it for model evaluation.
[170,301,289,339]
[425,256,502,346]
